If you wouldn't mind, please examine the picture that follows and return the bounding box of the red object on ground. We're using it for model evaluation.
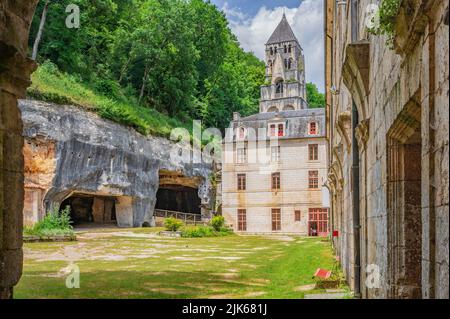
[333,230,339,237]
[314,268,332,279]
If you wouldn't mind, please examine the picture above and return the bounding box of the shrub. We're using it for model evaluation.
[164,217,184,232]
[24,206,74,237]
[210,215,225,231]
[181,225,233,238]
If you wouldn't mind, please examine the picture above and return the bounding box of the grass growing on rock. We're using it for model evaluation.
[27,61,190,137]
[16,227,349,299]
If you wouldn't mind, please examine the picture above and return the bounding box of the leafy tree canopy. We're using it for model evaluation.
[306,82,325,108]
[29,0,265,131]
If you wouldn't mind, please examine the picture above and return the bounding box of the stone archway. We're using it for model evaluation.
[0,0,40,298]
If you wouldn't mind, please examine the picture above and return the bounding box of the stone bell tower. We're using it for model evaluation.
[260,14,307,113]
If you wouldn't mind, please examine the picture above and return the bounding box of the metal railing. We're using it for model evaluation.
[154,209,203,225]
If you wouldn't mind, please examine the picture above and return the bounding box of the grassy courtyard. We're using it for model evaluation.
[16,228,348,299]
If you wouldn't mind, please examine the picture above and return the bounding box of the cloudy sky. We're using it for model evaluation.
[211,0,325,92]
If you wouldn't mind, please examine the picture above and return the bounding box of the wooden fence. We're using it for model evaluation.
[154,209,203,225]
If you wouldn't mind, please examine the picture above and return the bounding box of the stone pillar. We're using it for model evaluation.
[0,0,39,299]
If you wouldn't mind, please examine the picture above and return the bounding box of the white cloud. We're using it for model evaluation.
[222,0,325,92]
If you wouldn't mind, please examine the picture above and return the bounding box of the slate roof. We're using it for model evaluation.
[266,14,299,45]
[230,109,326,140]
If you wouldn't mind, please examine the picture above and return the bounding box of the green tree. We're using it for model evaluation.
[306,82,325,108]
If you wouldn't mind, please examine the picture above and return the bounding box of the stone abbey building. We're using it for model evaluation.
[221,15,329,235]
[324,0,449,298]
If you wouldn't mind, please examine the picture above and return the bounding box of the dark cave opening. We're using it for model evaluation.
[155,186,201,215]
[60,194,117,226]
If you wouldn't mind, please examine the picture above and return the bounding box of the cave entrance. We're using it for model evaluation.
[155,170,203,225]
[155,186,201,215]
[60,194,117,227]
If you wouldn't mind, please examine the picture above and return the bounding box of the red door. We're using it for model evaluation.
[308,208,328,237]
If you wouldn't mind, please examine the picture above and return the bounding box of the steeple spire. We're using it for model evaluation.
[266,13,299,45]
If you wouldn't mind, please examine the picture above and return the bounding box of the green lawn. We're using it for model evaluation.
[15,228,348,299]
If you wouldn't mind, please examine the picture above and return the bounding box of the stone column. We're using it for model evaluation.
[0,0,38,299]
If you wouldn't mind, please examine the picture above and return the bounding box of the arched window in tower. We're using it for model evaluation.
[270,47,273,55]
[275,79,284,94]
[284,59,288,69]
[284,45,287,53]
[288,58,293,69]
[268,60,273,73]
[288,44,292,53]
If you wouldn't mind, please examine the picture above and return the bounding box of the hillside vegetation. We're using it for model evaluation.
[28,0,265,135]
[28,0,324,137]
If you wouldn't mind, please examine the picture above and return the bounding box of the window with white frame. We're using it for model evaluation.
[268,122,286,138]
[271,146,281,162]
[237,127,246,140]
[237,147,247,164]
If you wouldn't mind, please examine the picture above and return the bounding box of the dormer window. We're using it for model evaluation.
[237,127,246,140]
[309,122,318,135]
[269,123,286,137]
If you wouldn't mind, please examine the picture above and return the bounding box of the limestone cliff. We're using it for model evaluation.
[19,99,213,227]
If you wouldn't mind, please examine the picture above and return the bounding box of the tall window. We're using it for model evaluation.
[288,44,292,53]
[308,170,319,189]
[284,58,288,69]
[275,80,284,94]
[308,144,319,161]
[295,210,301,222]
[272,172,281,190]
[237,147,247,164]
[277,123,284,137]
[272,209,281,231]
[271,146,281,162]
[284,45,287,53]
[288,58,292,69]
[237,174,246,191]
[238,209,247,231]
[270,47,274,55]
[309,122,317,135]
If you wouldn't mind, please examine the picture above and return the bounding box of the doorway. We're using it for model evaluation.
[309,208,329,237]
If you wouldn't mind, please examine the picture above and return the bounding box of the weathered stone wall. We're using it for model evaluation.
[325,0,449,298]
[0,0,39,298]
[20,100,213,228]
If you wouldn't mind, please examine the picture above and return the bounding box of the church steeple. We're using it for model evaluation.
[266,13,299,46]
[259,13,307,113]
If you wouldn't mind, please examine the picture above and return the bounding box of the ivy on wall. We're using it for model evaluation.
[367,0,402,48]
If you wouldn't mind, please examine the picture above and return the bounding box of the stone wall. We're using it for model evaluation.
[325,0,449,299]
[0,0,39,299]
[20,100,213,228]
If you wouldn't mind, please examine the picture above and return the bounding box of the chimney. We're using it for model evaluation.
[233,112,241,121]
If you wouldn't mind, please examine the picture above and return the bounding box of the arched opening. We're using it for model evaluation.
[283,105,295,111]
[275,79,284,94]
[267,106,279,113]
[60,193,117,227]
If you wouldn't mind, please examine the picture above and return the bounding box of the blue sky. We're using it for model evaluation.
[211,0,304,17]
[210,0,325,92]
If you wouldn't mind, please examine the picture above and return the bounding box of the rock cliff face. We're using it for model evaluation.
[19,100,213,227]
